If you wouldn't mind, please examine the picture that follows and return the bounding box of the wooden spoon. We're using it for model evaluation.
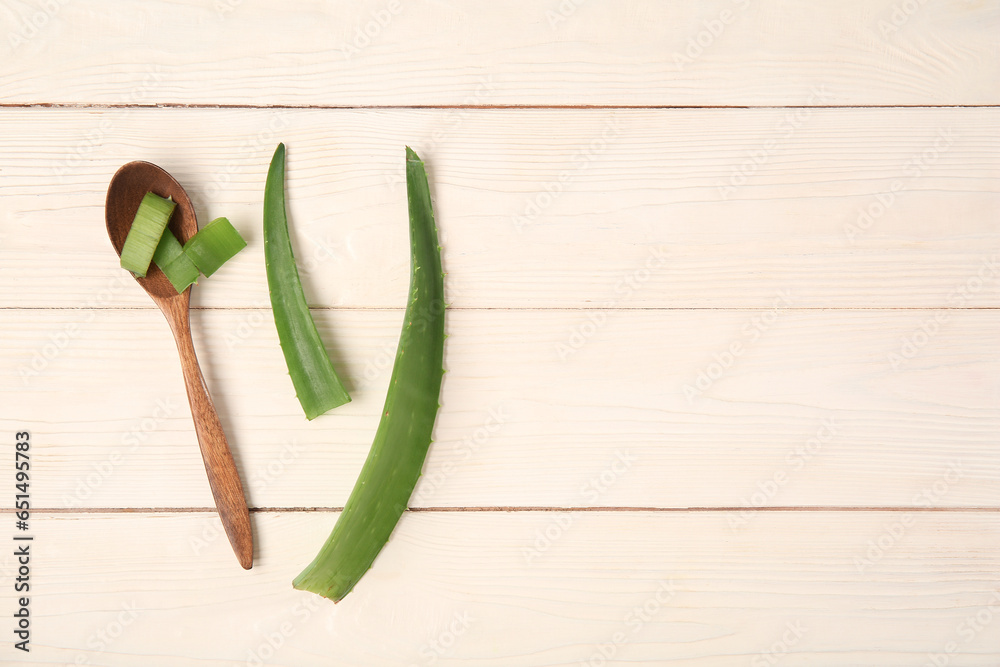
[105,161,253,570]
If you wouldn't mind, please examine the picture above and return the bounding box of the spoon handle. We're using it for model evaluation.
[163,303,254,569]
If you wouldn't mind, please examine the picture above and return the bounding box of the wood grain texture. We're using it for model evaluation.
[1,107,999,309]
[6,511,1000,666]
[3,1,999,660]
[1,0,998,106]
[4,308,997,510]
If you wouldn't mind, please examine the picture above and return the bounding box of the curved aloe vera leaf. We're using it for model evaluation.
[293,147,445,602]
[264,143,351,420]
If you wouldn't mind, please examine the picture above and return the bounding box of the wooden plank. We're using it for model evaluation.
[2,107,999,309]
[2,0,998,106]
[8,510,1000,665]
[4,308,998,510]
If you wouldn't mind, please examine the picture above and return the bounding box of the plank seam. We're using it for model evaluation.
[10,506,1000,514]
[4,306,1000,312]
[1,103,998,110]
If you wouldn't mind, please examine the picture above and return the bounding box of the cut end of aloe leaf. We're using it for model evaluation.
[152,227,199,293]
[300,386,352,421]
[291,570,350,603]
[183,217,247,277]
[120,192,176,277]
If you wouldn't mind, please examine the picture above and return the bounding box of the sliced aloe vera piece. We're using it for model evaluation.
[263,144,351,420]
[152,227,199,294]
[293,147,445,602]
[120,192,175,277]
[183,216,247,277]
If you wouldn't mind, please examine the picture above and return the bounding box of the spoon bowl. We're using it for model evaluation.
[106,161,253,569]
[106,162,199,301]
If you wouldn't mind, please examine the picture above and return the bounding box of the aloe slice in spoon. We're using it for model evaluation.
[120,191,175,277]
[152,227,199,293]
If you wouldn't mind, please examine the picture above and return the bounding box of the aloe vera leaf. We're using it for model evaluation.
[263,143,351,420]
[293,147,445,602]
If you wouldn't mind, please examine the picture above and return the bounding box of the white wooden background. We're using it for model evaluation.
[2,0,999,665]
